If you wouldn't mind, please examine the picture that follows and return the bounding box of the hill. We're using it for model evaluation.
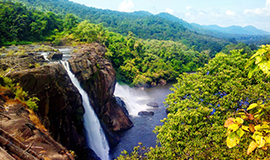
[156,12,270,44]
[202,25,270,35]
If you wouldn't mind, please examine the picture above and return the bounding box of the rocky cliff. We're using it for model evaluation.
[7,43,133,159]
[68,43,133,146]
[8,63,95,159]
[68,43,133,131]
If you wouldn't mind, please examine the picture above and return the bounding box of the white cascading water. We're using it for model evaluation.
[114,83,152,116]
[41,52,49,61]
[61,61,110,160]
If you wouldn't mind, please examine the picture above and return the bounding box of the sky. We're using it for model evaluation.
[70,0,270,32]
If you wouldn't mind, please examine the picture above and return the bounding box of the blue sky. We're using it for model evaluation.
[70,0,270,32]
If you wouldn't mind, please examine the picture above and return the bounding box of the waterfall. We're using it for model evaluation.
[114,83,152,116]
[61,61,110,160]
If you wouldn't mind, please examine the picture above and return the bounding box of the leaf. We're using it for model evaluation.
[236,128,245,138]
[255,56,262,64]
[235,117,244,125]
[255,125,262,131]
[228,123,239,132]
[257,136,266,148]
[247,113,254,120]
[265,136,270,144]
[226,132,240,148]
[247,141,257,155]
[247,103,258,111]
[242,125,249,132]
[224,117,235,127]
[252,132,265,148]
[249,124,255,133]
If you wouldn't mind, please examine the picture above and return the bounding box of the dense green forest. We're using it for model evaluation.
[0,1,64,44]
[8,0,233,56]
[56,20,210,86]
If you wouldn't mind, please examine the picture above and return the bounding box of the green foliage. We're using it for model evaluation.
[26,97,40,111]
[118,50,270,159]
[2,76,15,88]
[61,20,210,86]
[246,44,270,78]
[225,101,270,155]
[0,75,39,111]
[72,20,105,43]
[0,1,63,45]
[224,44,270,156]
[117,143,149,160]
[15,85,28,101]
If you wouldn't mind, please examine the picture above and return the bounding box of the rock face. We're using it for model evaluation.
[68,43,133,146]
[8,63,96,160]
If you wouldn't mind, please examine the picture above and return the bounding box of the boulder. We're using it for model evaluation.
[48,52,63,61]
[138,111,154,116]
[147,102,159,108]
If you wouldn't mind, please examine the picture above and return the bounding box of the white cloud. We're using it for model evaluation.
[118,0,134,12]
[226,10,236,16]
[267,0,270,8]
[186,6,192,10]
[166,8,174,14]
[244,0,270,15]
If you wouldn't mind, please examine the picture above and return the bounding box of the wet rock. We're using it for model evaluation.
[115,97,129,116]
[147,102,159,108]
[48,52,63,60]
[138,111,154,116]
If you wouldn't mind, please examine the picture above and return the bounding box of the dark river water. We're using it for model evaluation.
[111,83,173,159]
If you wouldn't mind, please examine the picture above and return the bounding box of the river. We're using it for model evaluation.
[111,83,173,159]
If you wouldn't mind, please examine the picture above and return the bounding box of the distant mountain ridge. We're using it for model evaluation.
[157,12,270,36]
[202,25,270,35]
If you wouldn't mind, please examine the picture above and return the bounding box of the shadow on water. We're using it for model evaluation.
[111,83,173,159]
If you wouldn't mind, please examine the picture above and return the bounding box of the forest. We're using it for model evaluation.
[1,0,270,159]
